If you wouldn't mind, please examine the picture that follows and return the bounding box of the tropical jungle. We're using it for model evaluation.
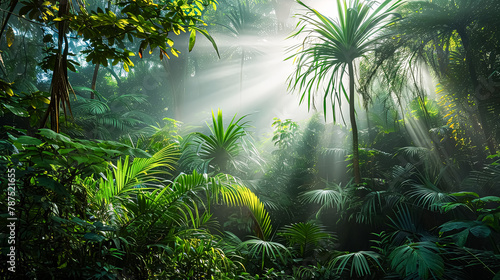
[1,0,500,279]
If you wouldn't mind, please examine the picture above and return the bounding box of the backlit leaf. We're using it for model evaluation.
[6,26,14,47]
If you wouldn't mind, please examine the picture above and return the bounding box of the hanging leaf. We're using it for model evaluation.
[188,28,196,52]
[6,26,14,47]
[16,136,43,145]
[84,233,106,242]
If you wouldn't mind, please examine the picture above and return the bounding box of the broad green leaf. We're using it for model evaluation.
[473,196,500,204]
[450,191,480,198]
[38,129,72,143]
[470,225,491,238]
[71,155,90,165]
[84,233,106,242]
[38,176,69,196]
[4,104,28,117]
[16,136,43,145]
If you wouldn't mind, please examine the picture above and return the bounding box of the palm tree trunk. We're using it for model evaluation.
[348,61,361,184]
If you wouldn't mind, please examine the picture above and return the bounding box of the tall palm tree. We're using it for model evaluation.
[286,0,402,184]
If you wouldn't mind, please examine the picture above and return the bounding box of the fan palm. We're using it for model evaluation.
[279,221,330,259]
[69,88,154,140]
[329,250,383,278]
[287,0,403,184]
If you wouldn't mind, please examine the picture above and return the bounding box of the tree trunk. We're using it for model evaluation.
[457,26,496,155]
[40,0,72,132]
[90,63,99,99]
[0,0,18,43]
[348,61,361,184]
[162,33,189,120]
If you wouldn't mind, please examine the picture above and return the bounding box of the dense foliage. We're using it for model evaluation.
[1,0,500,279]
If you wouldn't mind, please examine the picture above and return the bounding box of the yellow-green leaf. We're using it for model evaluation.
[188,29,196,52]
[6,26,14,47]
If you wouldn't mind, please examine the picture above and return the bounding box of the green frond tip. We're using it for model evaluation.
[220,182,273,240]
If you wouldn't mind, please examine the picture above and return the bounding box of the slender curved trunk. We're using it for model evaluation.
[348,61,361,184]
[239,48,245,109]
[90,63,99,99]
[0,0,18,42]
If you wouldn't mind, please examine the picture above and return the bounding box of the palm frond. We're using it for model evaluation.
[240,237,290,270]
[219,182,273,240]
[86,144,179,220]
[355,190,404,224]
[299,182,348,215]
[387,206,433,246]
[407,181,454,212]
[73,95,110,115]
[329,250,383,278]
[279,221,330,257]
[287,0,403,119]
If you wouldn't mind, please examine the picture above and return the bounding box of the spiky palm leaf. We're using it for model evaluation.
[72,95,110,115]
[397,146,441,175]
[181,109,261,174]
[219,182,273,240]
[125,170,274,240]
[462,162,500,194]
